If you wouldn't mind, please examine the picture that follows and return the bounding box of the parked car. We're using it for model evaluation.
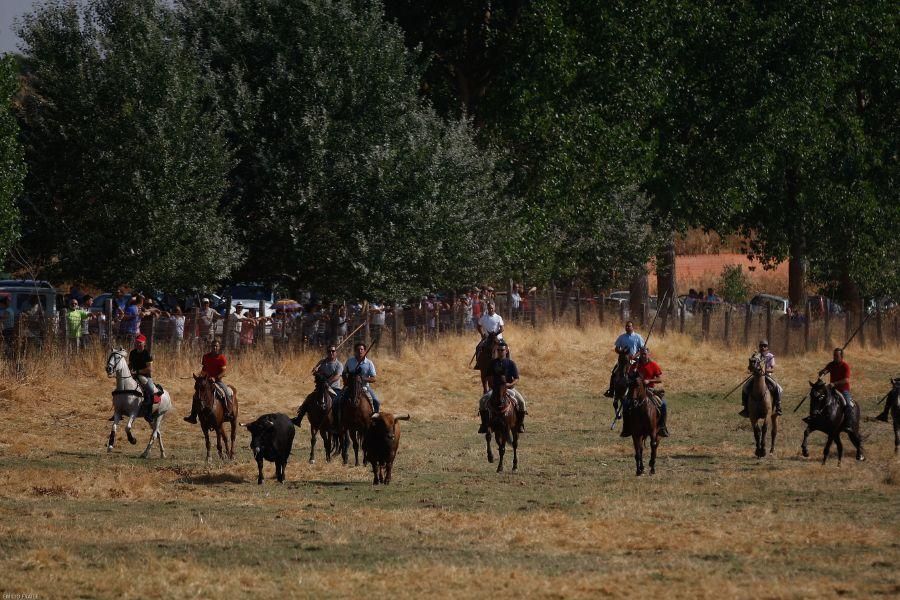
[749,293,789,315]
[0,280,58,324]
[221,283,276,318]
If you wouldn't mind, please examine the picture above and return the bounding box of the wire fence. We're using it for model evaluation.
[2,290,897,379]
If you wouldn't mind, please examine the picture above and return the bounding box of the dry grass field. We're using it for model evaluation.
[0,324,898,599]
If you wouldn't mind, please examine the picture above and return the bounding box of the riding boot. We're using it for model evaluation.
[739,390,749,418]
[478,408,490,434]
[619,409,631,437]
[604,371,615,398]
[183,395,200,424]
[515,408,526,433]
[772,387,783,416]
[658,405,669,437]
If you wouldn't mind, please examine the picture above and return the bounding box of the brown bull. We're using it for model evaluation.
[363,412,410,485]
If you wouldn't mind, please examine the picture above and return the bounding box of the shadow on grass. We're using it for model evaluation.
[175,473,245,485]
[304,480,371,487]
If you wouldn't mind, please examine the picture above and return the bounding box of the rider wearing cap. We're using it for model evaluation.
[333,343,379,430]
[739,340,783,417]
[605,321,644,398]
[128,334,156,418]
[621,347,668,437]
[478,339,527,434]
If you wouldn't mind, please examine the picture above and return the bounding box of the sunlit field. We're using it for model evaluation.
[1,324,898,599]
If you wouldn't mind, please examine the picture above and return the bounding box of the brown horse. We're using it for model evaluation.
[801,379,864,464]
[484,382,519,472]
[475,332,501,393]
[193,376,238,462]
[338,372,374,466]
[611,350,631,412]
[295,381,336,463]
[625,376,660,476]
[746,353,777,458]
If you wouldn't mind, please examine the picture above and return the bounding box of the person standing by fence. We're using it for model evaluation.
[65,297,91,351]
[197,298,220,345]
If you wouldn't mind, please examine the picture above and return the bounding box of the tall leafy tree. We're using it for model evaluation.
[0,55,24,260]
[180,0,507,299]
[16,0,240,290]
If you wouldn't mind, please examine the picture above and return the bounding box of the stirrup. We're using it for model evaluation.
[875,413,889,422]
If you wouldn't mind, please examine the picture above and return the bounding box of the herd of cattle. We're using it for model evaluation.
[243,410,410,486]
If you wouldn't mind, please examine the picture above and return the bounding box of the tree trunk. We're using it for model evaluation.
[629,272,649,327]
[788,254,807,314]
[655,233,676,316]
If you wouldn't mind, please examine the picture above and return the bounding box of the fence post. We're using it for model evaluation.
[858,309,866,348]
[743,304,751,346]
[575,287,582,328]
[598,294,605,326]
[223,297,233,349]
[530,290,537,328]
[844,311,852,348]
[766,305,773,345]
[258,299,267,350]
[783,314,790,355]
[641,303,648,328]
[803,301,811,353]
[391,303,400,357]
[192,307,200,348]
[147,315,156,355]
[679,303,686,334]
[823,306,832,350]
[701,306,710,340]
[723,309,731,347]
[619,301,626,325]
[659,296,669,335]
[876,304,884,348]
[15,313,25,378]
[105,299,114,345]
[550,282,558,323]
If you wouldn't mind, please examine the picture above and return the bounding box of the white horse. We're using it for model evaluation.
[105,348,172,458]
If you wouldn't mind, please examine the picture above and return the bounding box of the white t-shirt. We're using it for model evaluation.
[370,303,386,326]
[479,313,504,337]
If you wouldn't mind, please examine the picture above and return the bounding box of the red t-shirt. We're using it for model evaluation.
[824,360,850,392]
[636,361,663,388]
[202,352,227,378]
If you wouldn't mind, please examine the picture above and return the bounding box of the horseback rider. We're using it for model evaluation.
[812,347,854,416]
[739,340,783,417]
[183,339,233,423]
[475,301,505,393]
[129,334,156,418]
[621,347,668,437]
[604,321,644,398]
[291,345,343,426]
[478,339,527,434]
[333,342,379,429]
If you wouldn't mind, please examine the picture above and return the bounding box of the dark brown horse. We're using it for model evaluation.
[475,332,501,393]
[483,382,519,472]
[611,350,631,412]
[881,378,900,454]
[801,379,864,465]
[338,372,374,466]
[295,381,336,463]
[193,376,238,462]
[625,376,660,476]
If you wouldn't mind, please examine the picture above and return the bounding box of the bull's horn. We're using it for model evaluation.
[371,412,380,419]
[395,414,410,421]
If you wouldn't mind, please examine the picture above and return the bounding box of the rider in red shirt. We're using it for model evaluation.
[623,347,669,437]
[184,339,232,423]
[817,347,852,406]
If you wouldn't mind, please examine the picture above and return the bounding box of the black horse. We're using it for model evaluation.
[801,379,865,465]
[875,378,900,454]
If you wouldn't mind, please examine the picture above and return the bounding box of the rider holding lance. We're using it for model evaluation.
[184,339,233,423]
[809,348,854,421]
[475,301,505,393]
[621,347,669,437]
[292,345,343,426]
[605,321,644,398]
[739,340,783,417]
[333,342,380,430]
